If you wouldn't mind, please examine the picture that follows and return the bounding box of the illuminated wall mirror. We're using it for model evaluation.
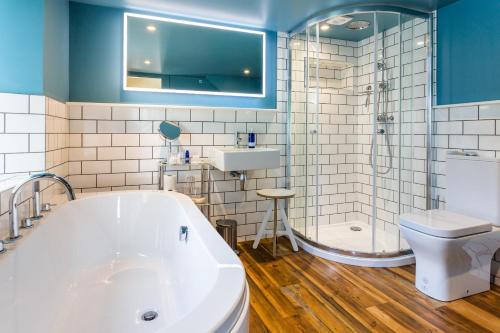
[124,13,266,97]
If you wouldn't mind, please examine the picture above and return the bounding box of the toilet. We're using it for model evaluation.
[400,154,500,301]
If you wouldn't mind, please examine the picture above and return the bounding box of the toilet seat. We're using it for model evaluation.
[400,210,492,238]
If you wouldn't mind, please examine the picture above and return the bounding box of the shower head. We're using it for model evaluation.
[345,20,370,30]
[327,15,353,26]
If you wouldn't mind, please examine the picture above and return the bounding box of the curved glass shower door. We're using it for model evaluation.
[288,9,430,259]
[288,24,320,242]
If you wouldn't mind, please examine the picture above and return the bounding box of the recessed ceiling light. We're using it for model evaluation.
[146,25,156,32]
[320,24,330,31]
[144,59,151,65]
[327,16,353,26]
[243,68,251,75]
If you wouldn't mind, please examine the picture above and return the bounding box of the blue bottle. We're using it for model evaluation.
[184,150,190,164]
[248,129,256,148]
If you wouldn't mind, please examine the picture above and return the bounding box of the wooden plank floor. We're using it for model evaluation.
[238,238,500,333]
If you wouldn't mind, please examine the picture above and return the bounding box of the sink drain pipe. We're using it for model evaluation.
[230,171,247,191]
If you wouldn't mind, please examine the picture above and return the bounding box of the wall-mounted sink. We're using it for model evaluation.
[211,147,280,172]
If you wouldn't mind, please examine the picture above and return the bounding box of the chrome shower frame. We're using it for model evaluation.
[286,5,434,261]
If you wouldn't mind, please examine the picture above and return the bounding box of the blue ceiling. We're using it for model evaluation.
[72,0,458,31]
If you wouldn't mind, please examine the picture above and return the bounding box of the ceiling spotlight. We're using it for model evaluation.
[146,25,156,32]
[243,68,251,75]
[320,24,330,31]
[144,59,151,65]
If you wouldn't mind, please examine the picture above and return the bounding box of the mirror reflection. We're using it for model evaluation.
[125,13,265,96]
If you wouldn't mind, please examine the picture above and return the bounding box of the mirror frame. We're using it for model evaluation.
[123,12,266,98]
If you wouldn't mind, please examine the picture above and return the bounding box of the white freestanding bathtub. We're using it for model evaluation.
[0,191,249,333]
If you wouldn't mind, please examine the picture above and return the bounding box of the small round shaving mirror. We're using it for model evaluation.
[158,121,181,141]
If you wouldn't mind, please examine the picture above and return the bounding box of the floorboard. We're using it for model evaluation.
[238,238,500,333]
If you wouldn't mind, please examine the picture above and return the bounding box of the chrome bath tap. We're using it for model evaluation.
[8,173,75,241]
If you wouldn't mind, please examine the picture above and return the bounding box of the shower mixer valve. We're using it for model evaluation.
[377,113,394,122]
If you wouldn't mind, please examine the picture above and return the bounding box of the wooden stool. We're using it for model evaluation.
[252,188,298,257]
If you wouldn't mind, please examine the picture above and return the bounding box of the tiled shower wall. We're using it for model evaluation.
[355,17,429,226]
[65,33,289,240]
[289,17,428,237]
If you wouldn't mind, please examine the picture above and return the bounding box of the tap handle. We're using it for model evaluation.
[234,131,244,147]
[41,203,54,212]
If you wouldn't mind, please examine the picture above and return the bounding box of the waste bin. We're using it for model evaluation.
[216,219,239,255]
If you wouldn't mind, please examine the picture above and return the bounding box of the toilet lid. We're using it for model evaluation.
[399,210,492,238]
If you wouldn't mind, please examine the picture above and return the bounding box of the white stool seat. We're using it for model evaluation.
[256,188,295,199]
[253,188,298,256]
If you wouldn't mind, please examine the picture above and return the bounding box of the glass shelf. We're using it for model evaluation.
[159,158,211,167]
[158,158,212,218]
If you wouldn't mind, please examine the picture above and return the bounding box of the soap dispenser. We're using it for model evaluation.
[248,129,256,148]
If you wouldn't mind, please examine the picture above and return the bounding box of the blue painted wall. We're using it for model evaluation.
[437,0,500,105]
[69,2,277,108]
[44,0,70,102]
[0,0,69,101]
[0,0,44,95]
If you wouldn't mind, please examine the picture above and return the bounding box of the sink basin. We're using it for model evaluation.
[211,147,280,172]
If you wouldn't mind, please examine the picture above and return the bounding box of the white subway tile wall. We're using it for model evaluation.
[67,102,287,240]
[0,95,69,239]
[0,93,47,175]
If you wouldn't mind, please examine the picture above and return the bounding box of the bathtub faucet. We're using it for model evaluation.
[8,173,76,241]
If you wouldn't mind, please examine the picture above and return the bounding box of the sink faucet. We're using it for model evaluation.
[234,131,245,148]
[8,173,75,240]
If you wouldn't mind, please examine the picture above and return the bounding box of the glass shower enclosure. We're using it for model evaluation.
[287,8,432,265]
